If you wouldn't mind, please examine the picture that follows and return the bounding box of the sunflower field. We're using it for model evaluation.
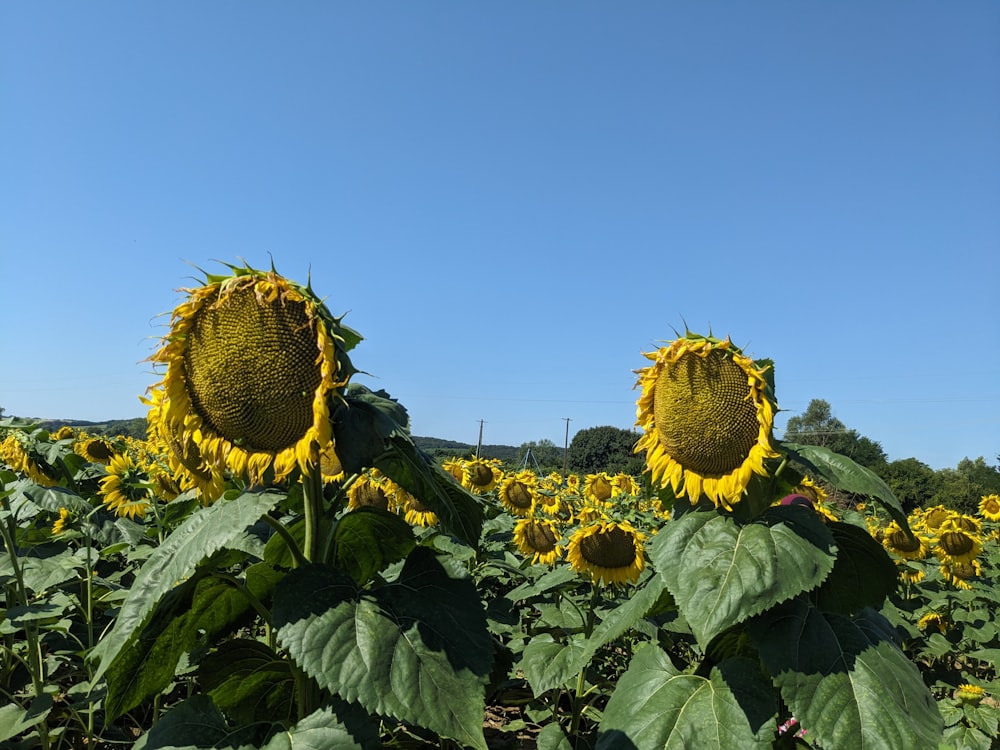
[1,264,997,750]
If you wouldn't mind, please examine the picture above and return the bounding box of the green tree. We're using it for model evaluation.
[783,399,887,470]
[932,456,1000,514]
[515,439,563,474]
[568,426,645,476]
[883,457,938,512]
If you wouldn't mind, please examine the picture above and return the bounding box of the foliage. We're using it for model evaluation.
[783,399,888,470]
[568,426,645,476]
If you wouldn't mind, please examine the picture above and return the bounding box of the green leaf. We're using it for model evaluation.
[258,700,381,750]
[812,521,898,614]
[103,575,254,721]
[747,599,943,749]
[273,547,492,750]
[523,576,668,695]
[18,483,91,515]
[597,646,776,749]
[131,694,259,749]
[781,442,908,528]
[0,694,52,743]
[90,490,282,687]
[941,724,992,750]
[332,507,415,584]
[198,639,294,726]
[536,722,574,750]
[0,545,87,592]
[651,507,836,645]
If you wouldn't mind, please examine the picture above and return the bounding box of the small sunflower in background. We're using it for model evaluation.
[147,263,359,491]
[940,559,982,590]
[932,520,983,566]
[76,436,117,465]
[347,471,393,513]
[100,454,152,520]
[397,487,438,528]
[956,684,986,705]
[513,517,563,565]
[583,472,615,503]
[497,471,538,517]
[52,426,75,441]
[634,333,779,510]
[0,432,59,486]
[51,507,71,536]
[612,473,640,497]
[881,520,930,561]
[916,611,949,634]
[567,520,647,586]
[914,505,952,534]
[462,457,501,493]
[979,494,1000,522]
[442,457,466,484]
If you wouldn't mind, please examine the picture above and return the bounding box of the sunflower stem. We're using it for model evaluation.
[261,514,308,568]
[302,465,324,564]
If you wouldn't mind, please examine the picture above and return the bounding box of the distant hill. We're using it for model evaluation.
[14,420,519,461]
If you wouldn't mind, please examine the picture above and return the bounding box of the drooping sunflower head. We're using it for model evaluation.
[916,505,952,533]
[940,559,982,590]
[462,458,502,493]
[148,263,359,488]
[583,472,615,503]
[76,437,117,465]
[881,521,929,561]
[979,494,1000,522]
[567,520,647,587]
[497,471,538,516]
[347,471,393,512]
[51,507,71,536]
[916,611,948,634]
[100,453,152,520]
[932,521,983,565]
[0,432,59,486]
[513,517,563,565]
[634,333,780,510]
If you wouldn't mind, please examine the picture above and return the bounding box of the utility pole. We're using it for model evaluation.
[476,419,485,459]
[562,417,571,476]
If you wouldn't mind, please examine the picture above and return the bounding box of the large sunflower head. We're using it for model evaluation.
[634,333,780,510]
[881,520,930,561]
[497,471,538,516]
[566,520,647,587]
[148,263,359,488]
[932,521,983,566]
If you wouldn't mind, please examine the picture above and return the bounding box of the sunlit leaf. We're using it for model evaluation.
[332,507,415,584]
[597,646,775,749]
[748,598,943,749]
[274,547,492,749]
[651,507,836,644]
[90,490,282,686]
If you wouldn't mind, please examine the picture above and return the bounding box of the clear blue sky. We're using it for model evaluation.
[3,3,998,470]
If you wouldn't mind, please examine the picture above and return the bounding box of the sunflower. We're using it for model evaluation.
[397,487,438,527]
[51,507,71,535]
[897,565,925,585]
[634,334,779,510]
[100,454,152,520]
[0,433,58,486]
[513,517,563,565]
[442,458,466,484]
[148,264,357,488]
[612,473,640,497]
[497,471,538,516]
[915,505,951,533]
[347,472,393,512]
[583,473,615,503]
[881,521,929,561]
[567,520,647,586]
[956,684,986,704]
[916,612,948,634]
[463,458,501,493]
[77,437,116,465]
[978,494,1000,523]
[52,426,75,441]
[939,559,982,590]
[933,521,983,565]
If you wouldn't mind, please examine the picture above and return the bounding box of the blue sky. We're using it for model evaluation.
[2,3,998,470]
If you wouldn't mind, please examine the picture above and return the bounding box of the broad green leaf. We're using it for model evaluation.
[523,575,668,695]
[597,646,776,749]
[0,694,52,743]
[198,639,294,726]
[941,724,992,750]
[90,490,282,686]
[104,575,254,721]
[274,547,492,750]
[813,521,898,614]
[132,694,259,749]
[748,599,943,749]
[17,483,91,515]
[536,722,574,750]
[0,545,87,592]
[651,507,836,645]
[506,565,577,602]
[263,517,306,570]
[781,442,908,528]
[259,700,381,750]
[332,507,415,584]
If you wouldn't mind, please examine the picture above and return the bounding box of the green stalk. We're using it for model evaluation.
[568,583,603,739]
[302,466,324,564]
[0,499,51,750]
[261,514,308,568]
